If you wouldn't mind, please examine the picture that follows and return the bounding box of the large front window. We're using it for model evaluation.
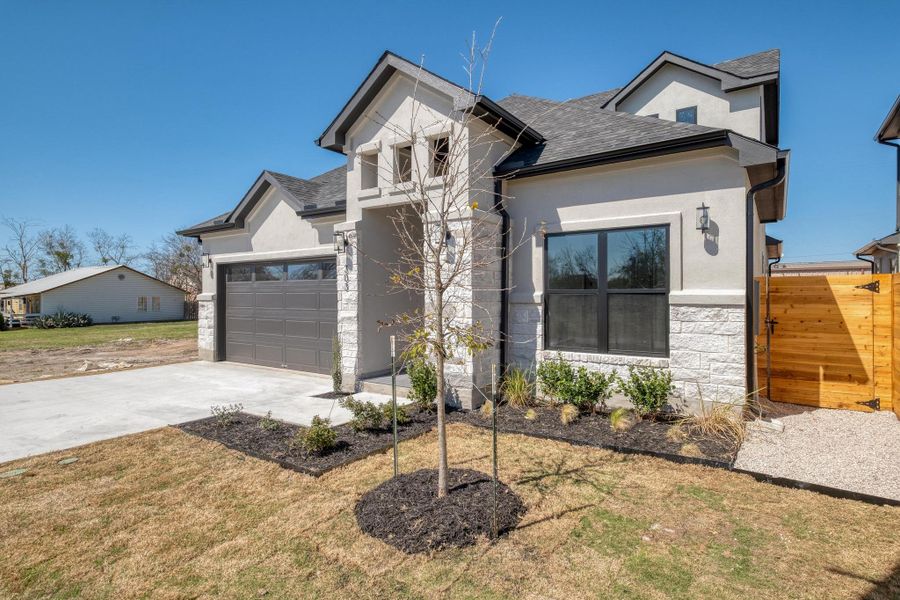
[545,225,669,356]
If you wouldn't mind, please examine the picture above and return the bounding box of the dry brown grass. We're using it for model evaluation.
[678,401,748,446]
[1,424,898,599]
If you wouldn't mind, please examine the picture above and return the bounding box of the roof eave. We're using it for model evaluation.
[875,95,900,142]
[176,222,238,238]
[296,206,346,218]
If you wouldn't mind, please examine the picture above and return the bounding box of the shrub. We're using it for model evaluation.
[560,367,617,413]
[0,314,6,331]
[500,367,534,407]
[210,403,243,428]
[537,354,573,403]
[610,407,637,432]
[407,359,437,411]
[340,396,408,432]
[618,366,674,416]
[293,415,337,454]
[678,400,746,445]
[559,404,579,426]
[32,311,93,329]
[258,411,281,432]
[524,408,537,421]
[331,335,343,393]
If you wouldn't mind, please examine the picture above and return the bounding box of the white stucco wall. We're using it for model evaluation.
[617,64,763,140]
[40,267,185,323]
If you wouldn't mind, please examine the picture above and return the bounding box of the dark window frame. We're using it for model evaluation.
[676,106,698,124]
[543,225,670,357]
[226,259,338,283]
[430,136,450,178]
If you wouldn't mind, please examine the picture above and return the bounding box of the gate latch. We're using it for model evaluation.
[856,398,881,411]
[855,281,880,293]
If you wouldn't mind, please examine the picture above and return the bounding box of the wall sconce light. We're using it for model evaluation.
[535,220,547,239]
[202,252,211,269]
[696,203,710,233]
[333,231,348,253]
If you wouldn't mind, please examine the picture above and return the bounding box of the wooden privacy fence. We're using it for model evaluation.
[757,273,900,416]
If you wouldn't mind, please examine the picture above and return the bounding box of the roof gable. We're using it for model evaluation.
[876,94,900,142]
[0,265,186,298]
[316,51,542,153]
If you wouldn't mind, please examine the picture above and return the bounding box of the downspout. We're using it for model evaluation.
[746,159,786,402]
[494,178,510,375]
[856,253,876,275]
[764,255,781,408]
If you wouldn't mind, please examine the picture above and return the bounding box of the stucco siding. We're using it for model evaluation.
[617,64,762,140]
[40,267,185,323]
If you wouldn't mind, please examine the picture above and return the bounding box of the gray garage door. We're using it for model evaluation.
[223,259,337,373]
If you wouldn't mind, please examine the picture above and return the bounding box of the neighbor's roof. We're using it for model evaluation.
[855,230,900,256]
[876,94,900,142]
[178,167,347,237]
[0,265,186,298]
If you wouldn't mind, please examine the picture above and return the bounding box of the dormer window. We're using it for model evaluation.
[430,136,450,177]
[360,151,378,190]
[676,106,697,125]
[394,144,412,183]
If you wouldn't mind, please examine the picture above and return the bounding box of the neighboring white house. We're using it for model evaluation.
[0,265,187,325]
[855,94,900,273]
[179,48,790,412]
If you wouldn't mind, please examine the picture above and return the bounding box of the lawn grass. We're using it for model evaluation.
[1,423,898,599]
[0,321,197,351]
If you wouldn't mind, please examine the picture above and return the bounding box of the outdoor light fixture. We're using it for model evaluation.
[333,231,348,253]
[201,252,211,269]
[696,203,710,233]
[535,220,547,239]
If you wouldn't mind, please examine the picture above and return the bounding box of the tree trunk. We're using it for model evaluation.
[434,288,449,498]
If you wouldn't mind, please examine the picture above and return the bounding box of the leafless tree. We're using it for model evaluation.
[361,24,549,497]
[2,217,40,283]
[37,225,85,276]
[144,233,202,299]
[89,228,138,265]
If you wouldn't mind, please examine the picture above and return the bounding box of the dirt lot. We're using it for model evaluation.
[0,322,198,384]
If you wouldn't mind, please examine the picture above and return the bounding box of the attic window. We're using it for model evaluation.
[394,144,412,184]
[430,136,450,177]
[360,151,378,190]
[676,106,697,124]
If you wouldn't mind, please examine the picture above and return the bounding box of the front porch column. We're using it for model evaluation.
[335,221,361,391]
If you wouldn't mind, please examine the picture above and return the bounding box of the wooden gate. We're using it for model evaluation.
[758,274,895,413]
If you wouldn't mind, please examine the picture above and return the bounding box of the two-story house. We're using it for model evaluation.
[179,48,789,412]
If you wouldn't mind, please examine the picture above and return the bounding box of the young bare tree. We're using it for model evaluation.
[361,26,545,497]
[89,228,138,265]
[2,217,40,283]
[37,225,85,276]
[144,233,202,298]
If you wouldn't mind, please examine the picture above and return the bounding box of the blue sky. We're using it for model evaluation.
[0,0,897,262]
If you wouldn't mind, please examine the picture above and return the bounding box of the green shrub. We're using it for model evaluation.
[618,366,674,416]
[340,396,408,431]
[32,311,93,329]
[331,335,343,393]
[258,411,281,432]
[293,416,337,454]
[210,403,243,428]
[501,366,534,407]
[560,367,617,412]
[536,354,573,402]
[407,359,437,411]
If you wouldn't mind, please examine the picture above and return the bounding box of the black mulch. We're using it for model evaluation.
[177,410,435,477]
[451,406,739,466]
[355,468,526,554]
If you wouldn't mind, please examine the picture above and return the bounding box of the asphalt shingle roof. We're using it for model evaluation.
[0,265,121,297]
[713,49,780,78]
[495,94,721,173]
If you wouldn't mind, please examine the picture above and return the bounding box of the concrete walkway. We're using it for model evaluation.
[0,361,389,464]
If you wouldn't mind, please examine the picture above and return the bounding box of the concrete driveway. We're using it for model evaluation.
[0,361,387,464]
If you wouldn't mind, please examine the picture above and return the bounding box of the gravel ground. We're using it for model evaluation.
[735,406,900,501]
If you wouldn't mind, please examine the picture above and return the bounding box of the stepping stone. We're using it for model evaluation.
[0,468,27,479]
[58,457,79,466]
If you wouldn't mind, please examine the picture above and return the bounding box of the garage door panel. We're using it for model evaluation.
[285,292,319,310]
[255,292,284,309]
[223,258,337,374]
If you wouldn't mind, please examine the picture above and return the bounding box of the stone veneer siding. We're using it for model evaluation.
[197,294,215,361]
[335,225,360,391]
[508,301,746,413]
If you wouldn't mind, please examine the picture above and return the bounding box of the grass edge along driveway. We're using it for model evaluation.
[0,423,898,599]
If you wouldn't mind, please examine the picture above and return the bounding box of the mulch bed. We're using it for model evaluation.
[355,468,526,553]
[177,410,435,477]
[451,406,739,466]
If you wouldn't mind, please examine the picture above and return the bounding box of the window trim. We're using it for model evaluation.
[359,150,380,191]
[542,224,670,357]
[137,296,148,312]
[151,297,161,312]
[675,105,698,125]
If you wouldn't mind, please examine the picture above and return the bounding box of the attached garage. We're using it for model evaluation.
[221,259,337,374]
